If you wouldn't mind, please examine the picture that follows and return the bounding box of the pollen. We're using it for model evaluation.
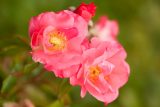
[49,31,66,51]
[89,65,102,82]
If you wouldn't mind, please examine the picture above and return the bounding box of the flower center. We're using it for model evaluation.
[49,31,66,51]
[89,65,102,82]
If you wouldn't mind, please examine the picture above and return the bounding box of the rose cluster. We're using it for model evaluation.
[29,3,130,104]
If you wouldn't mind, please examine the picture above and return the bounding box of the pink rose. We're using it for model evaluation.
[94,16,119,42]
[28,2,130,104]
[74,2,96,22]
[29,10,88,78]
[70,37,130,104]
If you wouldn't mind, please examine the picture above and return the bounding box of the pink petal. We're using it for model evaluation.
[85,79,119,103]
[59,27,78,39]
[55,10,74,28]
[29,12,56,36]
[80,86,87,98]
[107,61,130,89]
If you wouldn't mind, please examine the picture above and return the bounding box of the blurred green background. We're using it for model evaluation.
[0,0,160,107]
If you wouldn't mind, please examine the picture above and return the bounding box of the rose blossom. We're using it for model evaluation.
[74,2,96,22]
[93,16,119,42]
[28,2,130,104]
[29,10,88,78]
[70,37,130,104]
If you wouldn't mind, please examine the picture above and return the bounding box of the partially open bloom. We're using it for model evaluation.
[29,10,88,78]
[70,37,130,104]
[93,16,119,42]
[74,2,96,22]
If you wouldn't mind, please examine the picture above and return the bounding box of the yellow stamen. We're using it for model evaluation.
[49,31,66,51]
[89,65,102,82]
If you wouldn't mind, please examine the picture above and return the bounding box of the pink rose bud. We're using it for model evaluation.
[74,2,96,22]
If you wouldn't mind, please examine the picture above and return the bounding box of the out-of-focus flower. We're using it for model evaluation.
[93,16,119,42]
[3,99,35,107]
[29,10,88,78]
[3,102,18,107]
[74,2,96,22]
[70,37,130,104]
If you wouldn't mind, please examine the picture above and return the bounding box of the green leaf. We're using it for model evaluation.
[31,64,43,77]
[47,100,63,107]
[25,85,50,106]
[1,75,17,93]
[58,79,71,98]
[0,66,6,79]
[0,46,29,57]
[24,62,39,74]
[0,36,30,57]
[0,36,30,49]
